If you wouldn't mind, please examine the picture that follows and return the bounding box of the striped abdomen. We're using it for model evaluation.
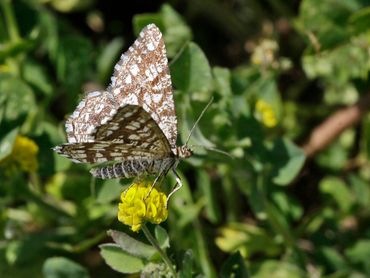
[90,158,175,179]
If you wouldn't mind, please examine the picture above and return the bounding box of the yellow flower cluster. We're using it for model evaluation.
[255,100,277,128]
[118,180,168,232]
[0,135,39,175]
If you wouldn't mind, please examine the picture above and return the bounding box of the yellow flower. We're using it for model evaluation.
[118,180,168,232]
[255,100,277,128]
[0,135,39,175]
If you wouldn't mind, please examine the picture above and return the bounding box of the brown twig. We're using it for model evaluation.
[302,92,370,158]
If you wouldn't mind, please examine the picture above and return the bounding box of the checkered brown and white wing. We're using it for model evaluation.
[108,24,178,149]
[53,142,163,164]
[54,105,172,163]
[95,104,171,154]
[65,90,118,143]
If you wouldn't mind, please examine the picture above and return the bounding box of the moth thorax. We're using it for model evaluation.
[176,145,192,159]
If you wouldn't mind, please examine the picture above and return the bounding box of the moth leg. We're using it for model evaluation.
[166,169,182,207]
[146,159,175,198]
[145,171,166,199]
[123,176,145,195]
[123,184,132,195]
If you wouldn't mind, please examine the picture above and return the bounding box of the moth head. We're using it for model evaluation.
[178,145,193,159]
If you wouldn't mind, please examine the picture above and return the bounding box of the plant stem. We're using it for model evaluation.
[223,175,238,222]
[47,231,107,253]
[1,0,20,43]
[258,173,307,268]
[90,176,96,199]
[193,218,217,278]
[142,224,177,278]
[21,181,71,219]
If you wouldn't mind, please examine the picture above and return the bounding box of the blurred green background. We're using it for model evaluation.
[1,0,370,277]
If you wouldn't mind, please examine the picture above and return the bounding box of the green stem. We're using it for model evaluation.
[47,231,107,253]
[142,224,177,278]
[1,0,23,75]
[193,219,217,278]
[257,173,307,267]
[73,231,107,253]
[169,171,217,277]
[21,182,71,219]
[90,176,96,199]
[29,172,42,193]
[1,0,20,42]
[223,175,238,222]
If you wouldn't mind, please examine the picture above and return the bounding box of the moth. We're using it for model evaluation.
[53,24,200,199]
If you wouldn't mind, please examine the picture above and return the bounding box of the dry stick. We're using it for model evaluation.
[302,92,370,158]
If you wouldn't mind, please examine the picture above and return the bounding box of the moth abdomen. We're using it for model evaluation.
[90,158,175,179]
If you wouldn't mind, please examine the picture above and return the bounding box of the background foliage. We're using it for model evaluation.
[1,0,370,277]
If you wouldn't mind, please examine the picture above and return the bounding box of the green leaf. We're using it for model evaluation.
[6,234,50,265]
[0,74,36,128]
[252,260,306,278]
[302,38,370,84]
[0,255,43,278]
[249,180,267,220]
[269,138,306,186]
[154,225,170,250]
[22,60,53,96]
[348,174,370,208]
[213,67,246,122]
[213,67,232,97]
[160,4,192,57]
[361,114,370,161]
[316,141,349,170]
[167,172,204,228]
[172,199,204,229]
[317,247,348,273]
[0,128,18,161]
[264,201,293,244]
[271,192,303,222]
[0,39,36,60]
[97,37,124,85]
[319,176,353,212]
[48,0,94,12]
[34,127,63,176]
[297,0,361,50]
[215,223,281,258]
[96,180,123,204]
[170,42,212,97]
[346,240,370,273]
[61,171,92,202]
[179,250,194,278]
[55,35,93,96]
[198,169,221,223]
[99,243,146,274]
[133,15,163,36]
[220,251,249,278]
[107,230,156,260]
[42,257,89,278]
[349,6,370,35]
[178,98,216,152]
[38,10,59,61]
[133,4,192,57]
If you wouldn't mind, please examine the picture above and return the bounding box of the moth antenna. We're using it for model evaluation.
[190,145,235,159]
[185,97,214,146]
